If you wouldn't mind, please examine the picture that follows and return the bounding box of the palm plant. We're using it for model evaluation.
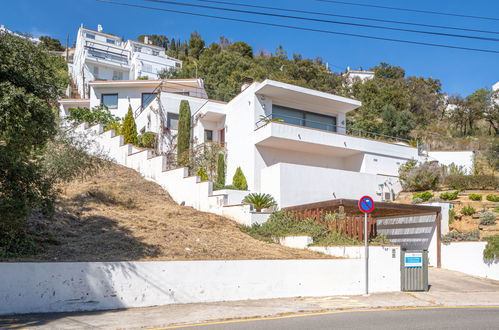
[242,193,277,212]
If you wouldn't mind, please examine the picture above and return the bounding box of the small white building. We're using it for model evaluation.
[343,67,375,86]
[71,25,182,98]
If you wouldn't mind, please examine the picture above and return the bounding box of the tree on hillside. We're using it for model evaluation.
[216,153,225,186]
[484,90,499,135]
[39,36,65,51]
[177,100,191,164]
[228,41,253,58]
[122,105,138,145]
[380,104,415,139]
[188,31,205,59]
[0,32,104,256]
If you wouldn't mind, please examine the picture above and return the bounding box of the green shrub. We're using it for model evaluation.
[442,230,480,243]
[440,190,459,200]
[445,175,499,190]
[122,105,138,145]
[494,206,499,213]
[242,193,276,212]
[216,153,225,186]
[213,183,237,190]
[412,191,434,202]
[240,211,329,243]
[369,234,391,245]
[480,212,497,226]
[412,197,423,204]
[241,211,358,246]
[486,194,499,202]
[461,205,476,216]
[449,208,456,224]
[104,121,122,135]
[398,160,441,191]
[232,167,248,190]
[137,132,156,148]
[484,235,499,260]
[196,167,209,181]
[313,233,360,246]
[469,193,482,201]
[67,104,119,125]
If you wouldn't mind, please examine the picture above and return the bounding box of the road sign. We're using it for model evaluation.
[358,196,375,213]
[404,252,423,267]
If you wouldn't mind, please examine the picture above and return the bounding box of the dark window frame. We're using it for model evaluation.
[272,104,337,132]
[101,93,118,109]
[204,129,213,142]
[141,93,156,109]
[167,112,179,130]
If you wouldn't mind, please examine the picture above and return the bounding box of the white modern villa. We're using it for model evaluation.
[70,25,182,98]
[63,76,448,219]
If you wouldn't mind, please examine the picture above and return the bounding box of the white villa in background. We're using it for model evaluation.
[0,24,41,44]
[343,67,375,86]
[70,25,182,98]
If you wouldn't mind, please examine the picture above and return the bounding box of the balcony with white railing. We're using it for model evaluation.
[254,113,419,160]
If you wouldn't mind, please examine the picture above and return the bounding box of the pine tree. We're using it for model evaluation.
[177,100,191,163]
[122,105,138,145]
[232,167,248,190]
[216,153,225,186]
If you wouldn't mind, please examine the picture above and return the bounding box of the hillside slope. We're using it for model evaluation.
[17,163,328,261]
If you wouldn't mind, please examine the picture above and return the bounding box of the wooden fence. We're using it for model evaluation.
[286,209,377,241]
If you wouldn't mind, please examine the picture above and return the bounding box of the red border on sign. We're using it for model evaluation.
[358,195,375,213]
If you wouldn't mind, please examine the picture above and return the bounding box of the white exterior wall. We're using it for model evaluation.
[442,242,499,281]
[427,151,474,174]
[90,86,156,119]
[225,85,260,189]
[0,258,400,315]
[261,163,401,208]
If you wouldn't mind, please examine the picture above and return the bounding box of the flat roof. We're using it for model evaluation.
[254,79,361,113]
[89,79,202,88]
[283,199,441,217]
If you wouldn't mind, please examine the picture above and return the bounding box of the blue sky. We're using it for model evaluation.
[1,0,498,96]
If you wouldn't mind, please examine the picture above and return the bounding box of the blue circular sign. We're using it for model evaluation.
[358,196,375,213]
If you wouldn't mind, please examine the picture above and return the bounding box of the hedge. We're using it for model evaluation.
[444,175,498,190]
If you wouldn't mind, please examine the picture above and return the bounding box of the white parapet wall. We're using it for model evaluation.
[441,242,499,281]
[280,236,314,249]
[0,259,400,315]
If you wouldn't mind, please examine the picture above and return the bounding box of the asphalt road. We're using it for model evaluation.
[171,307,499,330]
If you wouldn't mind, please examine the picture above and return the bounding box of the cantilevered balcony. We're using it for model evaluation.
[254,114,418,160]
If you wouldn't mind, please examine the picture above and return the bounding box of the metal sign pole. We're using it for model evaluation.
[364,212,369,295]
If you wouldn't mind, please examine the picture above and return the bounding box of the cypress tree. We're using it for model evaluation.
[216,153,225,186]
[232,167,248,190]
[122,105,138,145]
[177,100,191,161]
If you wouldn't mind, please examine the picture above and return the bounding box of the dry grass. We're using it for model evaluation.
[15,163,330,262]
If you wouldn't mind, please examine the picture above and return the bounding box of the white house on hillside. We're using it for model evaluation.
[71,78,437,208]
[343,67,375,86]
[71,25,182,98]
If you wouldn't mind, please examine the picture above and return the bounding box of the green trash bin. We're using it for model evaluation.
[401,249,429,291]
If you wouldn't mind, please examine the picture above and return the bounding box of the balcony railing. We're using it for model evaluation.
[255,113,412,145]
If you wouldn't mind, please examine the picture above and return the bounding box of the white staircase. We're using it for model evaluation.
[76,123,270,226]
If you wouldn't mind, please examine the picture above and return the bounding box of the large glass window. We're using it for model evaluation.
[101,94,118,109]
[106,38,116,45]
[85,33,95,39]
[167,112,179,130]
[272,104,337,132]
[141,93,156,109]
[87,49,128,64]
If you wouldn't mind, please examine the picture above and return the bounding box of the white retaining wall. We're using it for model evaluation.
[0,259,400,315]
[75,123,268,226]
[442,242,499,281]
